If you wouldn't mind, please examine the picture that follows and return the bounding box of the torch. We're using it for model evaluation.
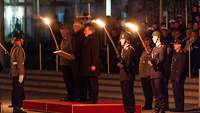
[0,43,9,54]
[125,22,149,54]
[41,17,60,50]
[92,19,119,56]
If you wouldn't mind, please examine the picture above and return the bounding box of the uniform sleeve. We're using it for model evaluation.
[125,47,135,68]
[159,46,166,63]
[176,55,186,78]
[16,48,25,76]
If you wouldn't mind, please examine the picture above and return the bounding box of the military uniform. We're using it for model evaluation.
[118,32,136,113]
[10,44,26,109]
[139,47,153,109]
[161,43,173,111]
[170,49,186,112]
[118,44,136,113]
[149,44,166,113]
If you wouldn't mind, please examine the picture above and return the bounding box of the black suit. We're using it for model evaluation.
[71,30,84,100]
[79,34,100,103]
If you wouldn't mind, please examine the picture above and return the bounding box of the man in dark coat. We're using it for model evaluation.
[170,39,186,112]
[79,24,100,103]
[117,31,136,113]
[71,19,84,101]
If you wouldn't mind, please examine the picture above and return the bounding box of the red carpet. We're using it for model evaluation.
[23,99,141,113]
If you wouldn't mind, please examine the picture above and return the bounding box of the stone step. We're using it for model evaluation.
[0,77,198,97]
[0,71,199,106]
[1,73,198,91]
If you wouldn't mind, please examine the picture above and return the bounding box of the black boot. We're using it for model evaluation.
[13,108,27,113]
[160,109,166,113]
[142,105,152,110]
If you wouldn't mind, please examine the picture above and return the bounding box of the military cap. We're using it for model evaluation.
[152,31,161,37]
[174,39,182,44]
[120,31,132,42]
[169,19,175,23]
[173,39,185,48]
[13,30,24,39]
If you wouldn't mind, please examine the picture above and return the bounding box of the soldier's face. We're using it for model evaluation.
[152,36,158,43]
[20,39,24,45]
[120,39,126,46]
[174,44,181,51]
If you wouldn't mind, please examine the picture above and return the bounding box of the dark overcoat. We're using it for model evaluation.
[79,34,100,77]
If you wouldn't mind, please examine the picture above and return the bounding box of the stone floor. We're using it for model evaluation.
[0,90,200,113]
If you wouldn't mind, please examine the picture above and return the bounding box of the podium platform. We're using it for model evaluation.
[23,99,141,113]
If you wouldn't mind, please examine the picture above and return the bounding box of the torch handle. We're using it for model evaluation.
[0,43,9,54]
[48,25,60,50]
[136,31,150,54]
[104,27,119,56]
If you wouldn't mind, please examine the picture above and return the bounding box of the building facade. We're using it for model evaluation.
[0,0,199,70]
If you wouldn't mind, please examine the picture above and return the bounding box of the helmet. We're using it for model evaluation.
[152,31,161,38]
[13,30,24,39]
[120,31,131,42]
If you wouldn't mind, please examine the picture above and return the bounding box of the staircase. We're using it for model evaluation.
[0,70,199,109]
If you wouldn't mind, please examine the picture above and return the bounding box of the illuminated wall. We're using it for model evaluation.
[4,6,24,41]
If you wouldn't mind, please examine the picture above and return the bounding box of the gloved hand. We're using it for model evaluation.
[91,66,96,71]
[150,59,157,66]
[19,75,24,83]
[117,63,124,69]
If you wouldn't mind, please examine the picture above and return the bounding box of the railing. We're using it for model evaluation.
[199,69,200,107]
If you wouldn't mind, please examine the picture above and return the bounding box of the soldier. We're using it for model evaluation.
[79,24,100,103]
[10,31,26,113]
[170,39,186,112]
[117,31,136,113]
[139,35,153,110]
[149,31,166,113]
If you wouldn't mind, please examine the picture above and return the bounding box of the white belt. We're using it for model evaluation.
[12,62,24,65]
[12,62,17,65]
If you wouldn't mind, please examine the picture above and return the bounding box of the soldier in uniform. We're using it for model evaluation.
[170,39,186,112]
[117,31,136,113]
[10,31,26,113]
[79,24,100,103]
[149,31,166,113]
[139,35,153,110]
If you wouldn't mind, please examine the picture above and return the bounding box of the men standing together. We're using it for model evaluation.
[6,17,188,113]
